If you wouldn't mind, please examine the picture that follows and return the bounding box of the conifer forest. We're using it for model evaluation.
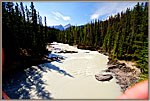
[2,2,148,82]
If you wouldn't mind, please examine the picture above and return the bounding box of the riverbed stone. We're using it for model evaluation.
[100,57,141,92]
[95,74,113,81]
[108,65,118,69]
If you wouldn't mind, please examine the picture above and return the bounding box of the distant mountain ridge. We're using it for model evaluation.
[64,24,71,30]
[50,24,71,31]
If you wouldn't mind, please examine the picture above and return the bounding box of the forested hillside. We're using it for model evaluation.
[2,2,59,73]
[56,2,148,81]
[2,2,148,81]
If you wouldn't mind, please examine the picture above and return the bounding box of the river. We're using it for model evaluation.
[2,42,122,99]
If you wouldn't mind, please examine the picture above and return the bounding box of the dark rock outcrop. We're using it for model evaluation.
[103,58,141,92]
[108,65,118,69]
[42,56,65,62]
[55,50,78,53]
[95,74,113,81]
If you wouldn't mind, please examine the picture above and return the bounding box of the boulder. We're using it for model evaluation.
[58,57,65,60]
[104,69,110,72]
[95,74,113,81]
[118,63,126,66]
[108,65,118,69]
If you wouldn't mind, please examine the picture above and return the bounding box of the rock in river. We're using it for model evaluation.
[95,74,113,81]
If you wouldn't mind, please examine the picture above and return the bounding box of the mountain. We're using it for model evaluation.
[53,24,64,31]
[50,24,71,31]
[64,24,71,30]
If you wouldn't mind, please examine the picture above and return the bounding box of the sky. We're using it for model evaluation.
[20,2,140,26]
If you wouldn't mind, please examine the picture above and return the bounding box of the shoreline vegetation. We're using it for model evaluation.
[2,1,148,95]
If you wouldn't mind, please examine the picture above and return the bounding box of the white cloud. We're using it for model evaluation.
[52,11,71,21]
[90,2,137,20]
[91,13,100,20]
[63,16,70,21]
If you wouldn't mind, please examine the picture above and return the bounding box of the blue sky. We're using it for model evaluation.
[20,2,139,26]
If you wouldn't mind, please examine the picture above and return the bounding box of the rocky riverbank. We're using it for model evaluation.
[77,44,141,92]
[97,57,141,92]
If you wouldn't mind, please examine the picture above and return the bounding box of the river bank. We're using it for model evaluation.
[104,58,141,92]
[3,42,122,99]
[2,48,50,80]
[3,42,141,98]
[77,44,141,92]
[3,42,140,99]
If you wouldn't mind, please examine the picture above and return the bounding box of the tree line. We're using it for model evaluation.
[2,2,59,71]
[56,2,148,80]
[2,2,148,80]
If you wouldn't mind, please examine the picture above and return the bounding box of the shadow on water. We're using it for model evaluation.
[2,67,52,99]
[56,61,63,63]
[2,53,73,99]
[44,53,73,77]
[48,53,64,58]
[47,53,67,64]
[48,53,68,59]
[38,63,74,78]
